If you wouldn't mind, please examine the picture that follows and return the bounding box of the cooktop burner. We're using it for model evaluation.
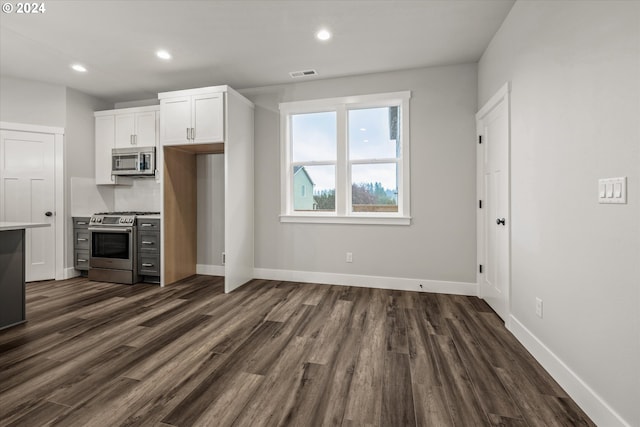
[94,211,160,216]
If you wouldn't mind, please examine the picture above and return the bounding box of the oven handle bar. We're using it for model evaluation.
[89,227,133,233]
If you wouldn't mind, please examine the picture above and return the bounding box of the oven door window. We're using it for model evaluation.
[92,232,130,259]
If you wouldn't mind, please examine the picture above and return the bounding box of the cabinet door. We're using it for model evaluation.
[192,93,224,144]
[115,114,136,148]
[160,97,191,146]
[95,115,116,184]
[135,111,158,147]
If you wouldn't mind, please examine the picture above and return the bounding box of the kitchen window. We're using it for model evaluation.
[280,91,411,225]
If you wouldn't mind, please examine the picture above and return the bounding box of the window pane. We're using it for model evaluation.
[292,112,337,162]
[351,163,398,213]
[293,165,335,212]
[349,107,399,160]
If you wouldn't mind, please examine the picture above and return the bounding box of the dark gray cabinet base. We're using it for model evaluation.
[0,229,26,330]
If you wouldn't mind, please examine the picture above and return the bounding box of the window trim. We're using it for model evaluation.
[280,91,411,225]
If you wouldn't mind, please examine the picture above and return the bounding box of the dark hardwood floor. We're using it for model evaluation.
[0,275,594,427]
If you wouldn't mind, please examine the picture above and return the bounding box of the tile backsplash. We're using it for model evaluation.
[114,178,161,212]
[70,177,114,216]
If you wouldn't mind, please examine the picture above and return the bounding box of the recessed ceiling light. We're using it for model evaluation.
[71,64,87,72]
[156,50,172,60]
[360,128,366,131]
[316,29,331,41]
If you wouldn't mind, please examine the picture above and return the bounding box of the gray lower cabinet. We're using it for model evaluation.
[73,216,91,276]
[73,217,90,275]
[137,218,160,282]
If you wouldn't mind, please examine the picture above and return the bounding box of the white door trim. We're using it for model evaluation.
[475,82,511,326]
[0,121,66,280]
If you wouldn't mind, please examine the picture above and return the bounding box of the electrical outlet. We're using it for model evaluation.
[346,252,353,263]
[535,297,543,318]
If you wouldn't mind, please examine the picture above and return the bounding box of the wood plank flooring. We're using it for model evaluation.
[0,275,595,427]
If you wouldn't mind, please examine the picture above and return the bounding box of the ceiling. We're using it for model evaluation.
[0,0,515,104]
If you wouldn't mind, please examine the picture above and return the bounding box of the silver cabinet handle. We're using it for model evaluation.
[141,241,154,245]
[187,128,191,140]
[77,222,87,225]
[142,263,154,267]
[77,259,87,263]
[140,223,155,227]
[134,134,138,145]
[77,238,88,242]
[191,127,195,140]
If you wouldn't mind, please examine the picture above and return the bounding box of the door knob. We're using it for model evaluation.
[45,211,53,217]
[496,218,506,226]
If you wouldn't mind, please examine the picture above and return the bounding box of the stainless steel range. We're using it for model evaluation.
[88,211,159,284]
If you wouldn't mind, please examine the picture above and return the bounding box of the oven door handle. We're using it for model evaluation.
[89,227,132,233]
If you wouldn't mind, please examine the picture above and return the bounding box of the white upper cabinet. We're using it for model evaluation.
[159,97,191,145]
[159,88,225,146]
[94,105,159,185]
[192,93,224,143]
[95,114,131,185]
[114,114,135,148]
[115,110,158,148]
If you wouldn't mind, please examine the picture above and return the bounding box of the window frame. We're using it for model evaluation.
[279,91,411,225]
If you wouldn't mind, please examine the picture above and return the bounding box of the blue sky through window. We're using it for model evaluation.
[292,107,399,193]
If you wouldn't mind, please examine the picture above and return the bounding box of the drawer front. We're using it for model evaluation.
[138,232,159,253]
[137,219,160,230]
[138,254,160,275]
[75,230,90,250]
[75,250,90,271]
[73,217,90,229]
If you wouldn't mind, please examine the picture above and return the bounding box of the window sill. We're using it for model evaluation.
[279,214,411,226]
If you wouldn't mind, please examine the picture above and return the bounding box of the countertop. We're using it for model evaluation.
[0,222,51,231]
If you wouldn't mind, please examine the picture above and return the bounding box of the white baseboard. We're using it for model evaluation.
[63,267,81,280]
[196,264,225,276]
[253,267,477,295]
[508,316,631,427]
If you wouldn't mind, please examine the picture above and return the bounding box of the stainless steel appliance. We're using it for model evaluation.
[88,211,159,284]
[112,146,156,176]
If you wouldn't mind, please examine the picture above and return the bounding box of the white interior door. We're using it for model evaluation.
[0,130,56,281]
[477,84,510,321]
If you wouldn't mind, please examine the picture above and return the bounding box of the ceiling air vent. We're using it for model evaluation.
[289,69,318,78]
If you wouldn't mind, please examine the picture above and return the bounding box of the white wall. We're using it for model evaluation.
[0,76,66,126]
[197,154,225,267]
[243,64,478,286]
[0,76,112,271]
[478,1,640,425]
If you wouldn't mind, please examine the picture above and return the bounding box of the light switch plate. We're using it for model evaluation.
[598,177,626,204]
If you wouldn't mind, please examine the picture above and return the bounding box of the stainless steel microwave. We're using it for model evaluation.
[112,147,156,176]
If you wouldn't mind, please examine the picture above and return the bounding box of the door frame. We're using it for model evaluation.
[475,82,511,326]
[0,121,66,280]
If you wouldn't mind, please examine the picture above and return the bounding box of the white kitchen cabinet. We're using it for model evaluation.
[159,89,224,146]
[94,105,159,185]
[95,115,129,185]
[115,110,158,148]
[159,85,254,293]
